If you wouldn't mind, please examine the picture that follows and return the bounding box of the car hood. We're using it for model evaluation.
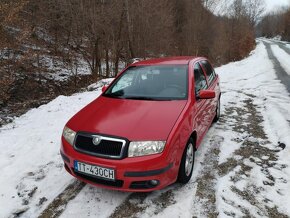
[67,96,187,141]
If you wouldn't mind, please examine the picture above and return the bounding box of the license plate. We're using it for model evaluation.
[74,160,115,181]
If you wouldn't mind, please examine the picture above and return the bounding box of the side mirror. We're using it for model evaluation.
[198,90,215,99]
[102,86,108,92]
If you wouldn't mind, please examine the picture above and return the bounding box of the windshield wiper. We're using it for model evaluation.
[123,96,170,101]
[104,93,173,101]
[103,94,125,99]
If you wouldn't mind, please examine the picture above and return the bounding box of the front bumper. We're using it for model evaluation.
[60,139,176,192]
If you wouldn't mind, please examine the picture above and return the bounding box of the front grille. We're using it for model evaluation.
[74,133,127,159]
[74,170,124,188]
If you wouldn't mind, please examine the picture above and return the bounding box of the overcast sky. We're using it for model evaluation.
[265,0,290,12]
[209,0,290,16]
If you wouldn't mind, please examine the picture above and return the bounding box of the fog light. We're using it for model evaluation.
[149,180,159,186]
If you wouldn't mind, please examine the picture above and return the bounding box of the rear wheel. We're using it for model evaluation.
[177,138,195,184]
[213,97,220,123]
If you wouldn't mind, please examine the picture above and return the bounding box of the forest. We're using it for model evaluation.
[258,6,290,40]
[0,0,268,125]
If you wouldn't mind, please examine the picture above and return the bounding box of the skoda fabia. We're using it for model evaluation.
[60,57,221,192]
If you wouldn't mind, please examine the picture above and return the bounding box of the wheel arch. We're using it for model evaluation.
[189,130,198,151]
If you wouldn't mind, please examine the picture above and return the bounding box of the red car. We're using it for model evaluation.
[60,57,221,192]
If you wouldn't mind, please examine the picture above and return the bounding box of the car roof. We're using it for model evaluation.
[132,56,204,66]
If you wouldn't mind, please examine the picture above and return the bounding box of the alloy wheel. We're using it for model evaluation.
[185,143,194,176]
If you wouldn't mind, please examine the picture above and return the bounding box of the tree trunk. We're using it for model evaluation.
[92,39,100,75]
[105,48,110,77]
[114,56,119,77]
[125,0,134,59]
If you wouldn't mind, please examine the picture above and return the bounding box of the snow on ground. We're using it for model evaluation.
[59,186,129,218]
[258,37,290,45]
[0,80,113,217]
[45,57,91,82]
[87,78,114,91]
[270,44,290,75]
[215,42,290,217]
[46,59,126,82]
[1,41,290,218]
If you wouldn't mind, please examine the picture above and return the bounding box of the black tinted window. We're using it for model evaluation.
[194,63,207,93]
[201,60,216,84]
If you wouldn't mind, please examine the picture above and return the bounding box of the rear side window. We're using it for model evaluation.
[194,63,208,94]
[201,60,216,85]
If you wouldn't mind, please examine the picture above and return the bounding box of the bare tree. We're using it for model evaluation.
[244,0,266,26]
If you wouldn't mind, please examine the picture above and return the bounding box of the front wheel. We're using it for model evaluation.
[177,138,195,184]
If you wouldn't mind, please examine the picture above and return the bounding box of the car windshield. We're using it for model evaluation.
[103,65,188,100]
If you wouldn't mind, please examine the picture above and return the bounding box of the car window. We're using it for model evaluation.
[201,60,216,85]
[111,71,135,93]
[104,65,188,100]
[194,63,208,94]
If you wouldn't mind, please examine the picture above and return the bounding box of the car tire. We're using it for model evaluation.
[213,97,221,123]
[177,138,195,184]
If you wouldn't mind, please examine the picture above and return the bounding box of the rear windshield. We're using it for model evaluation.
[103,65,188,101]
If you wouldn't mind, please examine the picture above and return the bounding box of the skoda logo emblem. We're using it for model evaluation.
[92,136,101,145]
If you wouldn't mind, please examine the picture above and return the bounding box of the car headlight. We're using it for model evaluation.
[128,141,166,157]
[62,126,76,146]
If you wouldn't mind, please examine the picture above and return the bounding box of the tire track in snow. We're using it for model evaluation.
[277,42,290,56]
[109,192,150,218]
[192,134,223,218]
[108,185,184,218]
[215,92,289,217]
[37,180,85,218]
[263,42,290,94]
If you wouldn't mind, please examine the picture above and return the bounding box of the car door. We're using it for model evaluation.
[200,60,218,121]
[193,62,210,144]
